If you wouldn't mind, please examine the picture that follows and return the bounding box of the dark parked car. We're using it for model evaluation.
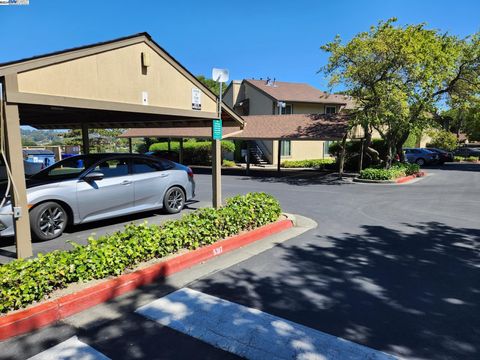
[404,148,439,166]
[426,148,454,164]
[454,147,480,157]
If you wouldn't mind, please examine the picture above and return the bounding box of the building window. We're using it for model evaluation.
[325,106,336,114]
[280,140,291,156]
[281,104,293,114]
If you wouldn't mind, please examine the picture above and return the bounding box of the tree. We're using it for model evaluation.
[197,75,224,96]
[321,19,480,167]
[427,129,458,150]
[60,128,127,153]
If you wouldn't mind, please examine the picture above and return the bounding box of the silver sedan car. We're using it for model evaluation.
[0,154,195,240]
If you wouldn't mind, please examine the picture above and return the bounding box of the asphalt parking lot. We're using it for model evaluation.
[1,163,479,359]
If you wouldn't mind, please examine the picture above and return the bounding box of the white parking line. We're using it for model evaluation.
[136,288,398,360]
[28,336,110,360]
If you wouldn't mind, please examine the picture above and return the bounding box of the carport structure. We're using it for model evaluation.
[120,113,350,172]
[0,33,244,259]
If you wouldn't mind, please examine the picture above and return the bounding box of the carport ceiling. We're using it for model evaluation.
[18,104,232,129]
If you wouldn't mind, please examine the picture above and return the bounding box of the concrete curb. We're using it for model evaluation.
[353,171,426,184]
[0,218,293,341]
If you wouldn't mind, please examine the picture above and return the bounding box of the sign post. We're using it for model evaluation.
[211,68,228,209]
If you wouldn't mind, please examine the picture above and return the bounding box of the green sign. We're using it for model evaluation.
[212,119,222,140]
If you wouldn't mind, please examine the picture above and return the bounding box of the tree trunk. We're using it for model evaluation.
[396,131,410,162]
[338,133,348,179]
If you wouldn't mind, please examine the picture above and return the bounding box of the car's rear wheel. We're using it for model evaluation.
[415,158,425,166]
[30,202,68,241]
[163,186,185,214]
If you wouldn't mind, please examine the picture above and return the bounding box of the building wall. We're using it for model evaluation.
[17,42,218,114]
[224,81,342,164]
[244,85,274,115]
[291,102,326,114]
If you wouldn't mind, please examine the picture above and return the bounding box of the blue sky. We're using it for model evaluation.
[1,0,479,91]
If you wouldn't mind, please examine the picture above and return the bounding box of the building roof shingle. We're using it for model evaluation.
[120,113,349,141]
[245,79,352,106]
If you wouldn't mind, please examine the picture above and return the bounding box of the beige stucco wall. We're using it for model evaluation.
[270,140,328,164]
[244,85,274,115]
[291,102,326,114]
[17,42,217,113]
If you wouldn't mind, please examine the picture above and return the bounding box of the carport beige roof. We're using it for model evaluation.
[0,32,244,129]
[120,114,350,140]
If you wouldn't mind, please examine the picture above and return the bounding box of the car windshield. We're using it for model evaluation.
[30,155,100,181]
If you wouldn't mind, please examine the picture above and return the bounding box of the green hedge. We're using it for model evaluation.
[392,162,420,175]
[149,140,235,165]
[222,159,237,167]
[281,158,335,168]
[359,168,405,180]
[0,192,281,313]
[359,162,420,180]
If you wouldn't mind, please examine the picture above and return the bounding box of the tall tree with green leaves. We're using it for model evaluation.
[197,75,225,96]
[321,18,480,166]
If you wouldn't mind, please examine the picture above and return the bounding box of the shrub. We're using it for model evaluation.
[149,140,235,165]
[0,192,281,313]
[427,130,458,151]
[359,167,406,180]
[465,156,479,162]
[454,156,464,162]
[392,162,420,175]
[281,158,335,168]
[222,159,236,167]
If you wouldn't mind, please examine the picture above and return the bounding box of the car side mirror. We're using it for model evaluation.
[84,171,104,182]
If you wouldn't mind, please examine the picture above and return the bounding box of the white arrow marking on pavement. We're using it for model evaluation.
[136,288,398,360]
[28,336,110,360]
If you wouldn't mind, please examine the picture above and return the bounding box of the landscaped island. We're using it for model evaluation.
[0,192,281,313]
[358,163,421,181]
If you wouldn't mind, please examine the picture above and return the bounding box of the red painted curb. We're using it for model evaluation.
[395,171,426,184]
[0,218,293,341]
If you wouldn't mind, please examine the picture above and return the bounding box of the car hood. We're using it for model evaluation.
[0,178,62,198]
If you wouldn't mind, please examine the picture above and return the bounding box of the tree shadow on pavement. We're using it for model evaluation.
[192,221,480,360]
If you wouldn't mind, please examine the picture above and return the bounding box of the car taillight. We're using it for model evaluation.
[187,167,194,178]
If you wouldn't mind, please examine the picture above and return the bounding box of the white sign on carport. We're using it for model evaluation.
[0,32,244,259]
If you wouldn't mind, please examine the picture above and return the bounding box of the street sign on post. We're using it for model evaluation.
[212,119,222,140]
[211,68,229,209]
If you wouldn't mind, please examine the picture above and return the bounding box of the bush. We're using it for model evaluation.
[454,156,464,162]
[222,159,236,167]
[149,140,235,165]
[0,193,281,313]
[359,167,406,180]
[281,158,335,168]
[392,162,420,175]
[427,130,458,151]
[465,156,479,162]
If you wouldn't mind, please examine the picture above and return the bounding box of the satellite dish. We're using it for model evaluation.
[212,68,229,83]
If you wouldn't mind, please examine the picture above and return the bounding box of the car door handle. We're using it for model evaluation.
[121,180,132,185]
[159,173,169,178]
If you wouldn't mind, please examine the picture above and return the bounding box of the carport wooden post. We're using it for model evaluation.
[128,138,133,153]
[277,140,282,173]
[81,123,89,155]
[246,141,251,175]
[3,103,33,258]
[179,138,184,164]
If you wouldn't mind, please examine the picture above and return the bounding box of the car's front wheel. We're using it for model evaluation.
[415,158,425,166]
[30,202,68,241]
[163,186,185,214]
